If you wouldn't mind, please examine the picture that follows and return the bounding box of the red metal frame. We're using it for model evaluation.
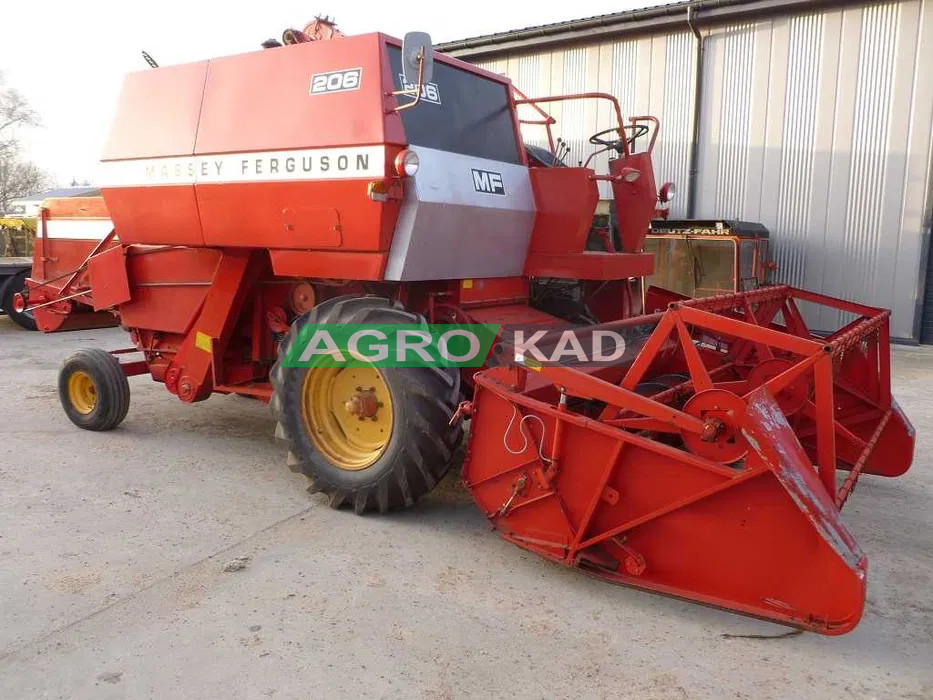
[513,92,630,157]
[462,285,913,634]
[25,201,120,333]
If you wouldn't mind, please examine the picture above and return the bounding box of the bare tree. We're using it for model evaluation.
[0,73,52,213]
[0,160,52,211]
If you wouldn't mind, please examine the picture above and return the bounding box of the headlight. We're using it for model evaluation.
[394,149,420,177]
[659,181,676,202]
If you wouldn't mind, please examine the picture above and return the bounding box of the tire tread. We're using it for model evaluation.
[58,348,130,431]
[269,295,462,513]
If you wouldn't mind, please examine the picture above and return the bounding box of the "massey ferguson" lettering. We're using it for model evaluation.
[471,168,506,196]
[100,146,386,187]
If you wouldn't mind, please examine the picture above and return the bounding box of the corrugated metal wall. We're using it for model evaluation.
[468,0,933,340]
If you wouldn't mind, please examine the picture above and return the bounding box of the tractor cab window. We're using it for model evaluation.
[758,239,771,284]
[739,240,757,290]
[645,237,736,298]
[387,45,522,164]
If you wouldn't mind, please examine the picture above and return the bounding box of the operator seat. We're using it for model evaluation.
[525,144,566,168]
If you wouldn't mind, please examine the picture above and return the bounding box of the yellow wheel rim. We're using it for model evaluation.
[302,366,394,470]
[68,370,97,415]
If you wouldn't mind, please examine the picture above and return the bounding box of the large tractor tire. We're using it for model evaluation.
[1,270,38,330]
[270,295,463,514]
[58,349,131,431]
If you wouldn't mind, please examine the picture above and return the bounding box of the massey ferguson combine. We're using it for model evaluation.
[17,25,915,634]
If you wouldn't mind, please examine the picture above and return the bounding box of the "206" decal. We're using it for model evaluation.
[309,68,362,95]
[397,74,442,105]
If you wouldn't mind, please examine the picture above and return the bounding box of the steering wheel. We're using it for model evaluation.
[589,124,651,153]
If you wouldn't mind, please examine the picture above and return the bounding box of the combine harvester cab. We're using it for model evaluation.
[464,286,914,633]
[17,23,915,634]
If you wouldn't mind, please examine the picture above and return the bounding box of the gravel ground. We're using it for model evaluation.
[0,317,931,699]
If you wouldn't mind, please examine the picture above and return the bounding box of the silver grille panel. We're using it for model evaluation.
[384,146,536,281]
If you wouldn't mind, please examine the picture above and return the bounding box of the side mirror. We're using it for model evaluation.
[402,31,433,84]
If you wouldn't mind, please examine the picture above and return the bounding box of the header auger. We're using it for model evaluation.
[17,24,914,634]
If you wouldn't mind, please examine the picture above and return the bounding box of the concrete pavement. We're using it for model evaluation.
[1,317,931,699]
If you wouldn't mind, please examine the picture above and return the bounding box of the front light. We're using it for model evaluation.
[659,181,676,202]
[394,149,420,177]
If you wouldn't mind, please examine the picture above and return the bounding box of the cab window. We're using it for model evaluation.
[645,237,736,298]
[739,240,756,290]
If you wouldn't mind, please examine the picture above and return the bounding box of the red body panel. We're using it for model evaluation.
[610,152,657,253]
[101,61,208,161]
[100,34,404,252]
[103,186,204,246]
[32,236,97,281]
[101,61,209,246]
[119,247,223,334]
[527,168,598,255]
[25,198,117,332]
[456,278,529,307]
[525,167,653,279]
[268,249,388,280]
[197,179,400,251]
[193,35,404,153]
[87,246,130,310]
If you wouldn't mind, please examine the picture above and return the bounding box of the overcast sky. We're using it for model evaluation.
[1,0,667,186]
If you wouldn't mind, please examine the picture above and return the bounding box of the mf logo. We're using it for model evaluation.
[471,168,506,195]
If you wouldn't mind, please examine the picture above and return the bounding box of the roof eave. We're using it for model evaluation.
[437,0,863,59]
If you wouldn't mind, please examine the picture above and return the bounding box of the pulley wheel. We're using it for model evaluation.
[289,281,317,315]
[745,358,808,416]
[681,389,748,464]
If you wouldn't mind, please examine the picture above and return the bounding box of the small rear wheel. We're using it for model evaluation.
[1,271,37,331]
[59,349,131,431]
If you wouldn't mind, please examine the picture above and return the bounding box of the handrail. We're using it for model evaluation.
[513,92,630,157]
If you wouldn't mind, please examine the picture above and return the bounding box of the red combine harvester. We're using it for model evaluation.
[18,27,914,634]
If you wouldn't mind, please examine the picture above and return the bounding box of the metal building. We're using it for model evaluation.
[439,0,933,342]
